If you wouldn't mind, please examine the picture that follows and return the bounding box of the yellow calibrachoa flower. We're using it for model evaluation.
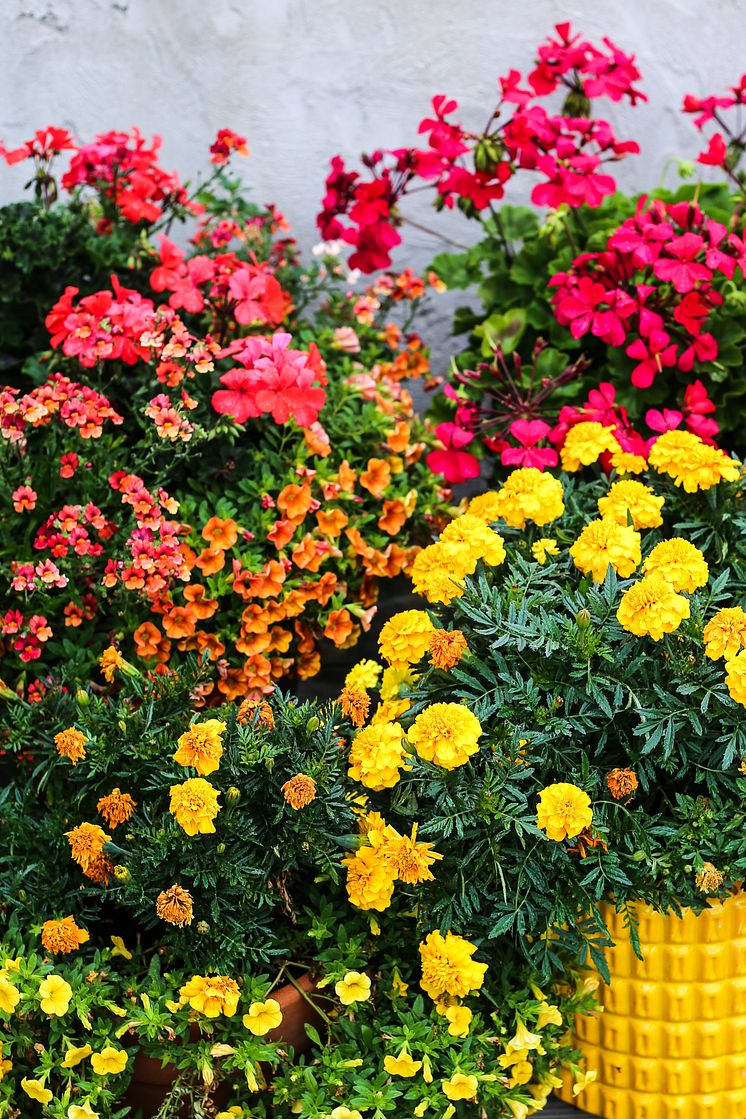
[703,606,746,661]
[573,1068,598,1096]
[384,1048,423,1076]
[348,722,408,791]
[536,783,592,842]
[407,703,482,770]
[648,429,741,492]
[642,538,709,592]
[62,1044,93,1068]
[570,518,641,582]
[68,1103,99,1119]
[536,1003,563,1029]
[411,541,476,605]
[0,974,20,1015]
[173,719,226,776]
[178,975,240,1018]
[506,1019,544,1053]
[445,1004,473,1037]
[243,998,282,1036]
[616,573,691,640]
[343,846,396,912]
[0,1054,11,1080]
[597,479,665,529]
[509,1060,534,1085]
[419,930,487,1000]
[169,777,221,835]
[440,513,506,567]
[725,650,746,709]
[484,468,565,529]
[442,1072,479,1101]
[345,659,382,691]
[378,610,435,667]
[531,537,559,565]
[560,422,620,471]
[38,974,73,1016]
[90,1047,128,1076]
[22,1078,53,1104]
[330,1108,364,1119]
[335,971,372,1005]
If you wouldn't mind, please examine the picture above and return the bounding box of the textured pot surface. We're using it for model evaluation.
[558,893,746,1118]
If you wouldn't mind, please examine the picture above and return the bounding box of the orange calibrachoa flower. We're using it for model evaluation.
[324,608,355,646]
[156,885,194,926]
[237,698,274,727]
[162,606,197,640]
[202,516,239,550]
[339,685,371,727]
[183,584,219,619]
[360,457,392,497]
[281,773,318,809]
[378,498,409,535]
[316,508,349,536]
[41,915,90,955]
[54,727,87,765]
[97,788,137,828]
[386,421,411,452]
[277,482,313,521]
[133,621,171,662]
[336,460,357,491]
[194,547,226,575]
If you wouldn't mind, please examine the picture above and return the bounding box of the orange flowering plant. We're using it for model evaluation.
[0,126,446,703]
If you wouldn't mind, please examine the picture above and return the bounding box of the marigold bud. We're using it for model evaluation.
[576,608,591,628]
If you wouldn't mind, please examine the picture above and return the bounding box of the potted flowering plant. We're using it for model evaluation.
[0,126,446,704]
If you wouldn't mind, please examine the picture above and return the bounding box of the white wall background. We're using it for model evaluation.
[2,0,745,361]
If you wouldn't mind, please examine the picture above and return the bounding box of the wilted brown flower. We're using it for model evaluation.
[696,862,724,894]
[606,767,639,801]
[237,698,274,729]
[156,885,194,927]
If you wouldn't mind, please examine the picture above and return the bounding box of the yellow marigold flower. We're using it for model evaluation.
[598,479,665,530]
[156,884,194,926]
[169,777,221,835]
[236,698,274,728]
[616,573,690,640]
[179,975,240,1018]
[22,1078,53,1104]
[536,783,592,842]
[62,1044,92,1068]
[68,1103,99,1119]
[493,468,565,529]
[696,862,724,893]
[610,448,647,475]
[643,538,709,592]
[335,971,371,1005]
[371,698,411,724]
[531,537,560,564]
[384,1049,422,1077]
[703,606,746,661]
[41,915,90,955]
[282,773,317,809]
[536,1003,563,1029]
[96,788,136,828]
[348,722,408,790]
[65,822,111,873]
[570,518,641,582]
[442,1072,478,1101]
[428,629,468,670]
[411,540,476,605]
[345,659,382,691]
[90,1046,128,1075]
[407,703,482,770]
[440,513,506,566]
[725,650,746,709]
[648,429,741,491]
[379,609,435,666]
[38,974,73,1016]
[343,846,396,911]
[243,998,282,1035]
[561,422,620,472]
[54,727,87,764]
[0,974,20,1014]
[467,491,503,522]
[173,719,226,776]
[419,930,488,1000]
[100,645,125,682]
[606,768,638,800]
[378,823,443,884]
[445,1004,473,1037]
[338,685,370,727]
[380,665,416,701]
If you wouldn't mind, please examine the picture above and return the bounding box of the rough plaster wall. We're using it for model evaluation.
[2,0,745,365]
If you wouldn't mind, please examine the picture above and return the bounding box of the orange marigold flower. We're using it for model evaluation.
[84,854,115,885]
[65,822,111,873]
[237,698,275,728]
[97,788,137,828]
[162,606,197,640]
[100,645,124,682]
[133,621,171,662]
[202,516,238,549]
[696,862,724,893]
[41,915,90,955]
[54,727,87,765]
[195,547,226,575]
[156,884,194,926]
[277,482,313,521]
[339,685,371,727]
[173,719,226,776]
[606,768,639,801]
[316,508,349,536]
[360,458,392,498]
[428,629,468,670]
[282,773,317,809]
[324,608,355,646]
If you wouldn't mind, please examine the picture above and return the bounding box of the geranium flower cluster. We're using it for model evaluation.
[46,278,156,367]
[317,23,644,270]
[683,72,746,172]
[212,333,328,428]
[550,198,746,389]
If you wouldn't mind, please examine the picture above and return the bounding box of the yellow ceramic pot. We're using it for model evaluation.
[558,893,746,1118]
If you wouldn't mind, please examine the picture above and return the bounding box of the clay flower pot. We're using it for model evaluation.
[125,971,321,1117]
[557,894,746,1118]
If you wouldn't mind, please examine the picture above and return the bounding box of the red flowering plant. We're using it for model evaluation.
[0,129,445,702]
[316,26,746,480]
